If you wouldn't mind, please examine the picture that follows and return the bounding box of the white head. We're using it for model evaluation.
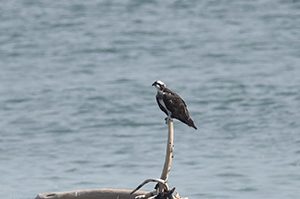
[152,80,166,92]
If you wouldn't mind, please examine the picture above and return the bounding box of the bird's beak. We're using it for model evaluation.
[151,82,156,86]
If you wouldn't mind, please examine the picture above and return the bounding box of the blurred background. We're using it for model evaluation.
[0,0,299,198]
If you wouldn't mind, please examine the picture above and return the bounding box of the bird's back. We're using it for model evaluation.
[162,88,197,129]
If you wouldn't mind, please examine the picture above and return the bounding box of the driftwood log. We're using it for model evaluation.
[35,189,149,199]
[35,118,186,199]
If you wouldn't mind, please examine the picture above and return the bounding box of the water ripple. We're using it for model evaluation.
[1,1,300,199]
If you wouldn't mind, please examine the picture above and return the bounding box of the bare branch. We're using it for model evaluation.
[130,178,169,195]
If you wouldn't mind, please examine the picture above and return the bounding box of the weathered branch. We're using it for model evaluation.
[157,118,174,193]
[160,118,174,181]
[35,116,187,199]
[35,189,149,199]
[130,178,169,195]
[132,118,178,199]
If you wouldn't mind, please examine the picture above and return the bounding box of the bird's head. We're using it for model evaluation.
[152,80,166,92]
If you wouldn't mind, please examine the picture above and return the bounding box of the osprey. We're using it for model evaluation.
[152,80,197,130]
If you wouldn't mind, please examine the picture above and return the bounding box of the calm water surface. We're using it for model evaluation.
[0,0,300,199]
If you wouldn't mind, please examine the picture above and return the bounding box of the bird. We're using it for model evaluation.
[152,80,197,130]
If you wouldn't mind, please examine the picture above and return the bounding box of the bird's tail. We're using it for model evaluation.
[186,118,197,130]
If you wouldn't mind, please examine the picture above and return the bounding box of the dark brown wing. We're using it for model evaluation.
[163,92,189,119]
[162,89,197,129]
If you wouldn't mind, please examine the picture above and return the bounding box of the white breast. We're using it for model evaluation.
[159,95,171,116]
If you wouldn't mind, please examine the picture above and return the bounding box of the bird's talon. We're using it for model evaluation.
[164,117,173,124]
[164,117,168,124]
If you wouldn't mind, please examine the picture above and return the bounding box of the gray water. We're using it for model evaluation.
[1,0,300,198]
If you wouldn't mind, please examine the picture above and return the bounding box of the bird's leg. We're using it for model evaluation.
[164,116,173,124]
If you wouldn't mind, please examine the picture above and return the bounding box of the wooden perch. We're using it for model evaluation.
[131,118,184,199]
[159,118,174,191]
[35,117,187,199]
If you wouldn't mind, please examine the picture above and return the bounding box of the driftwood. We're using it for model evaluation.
[160,118,174,186]
[35,118,187,199]
[130,118,186,199]
[35,189,149,199]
